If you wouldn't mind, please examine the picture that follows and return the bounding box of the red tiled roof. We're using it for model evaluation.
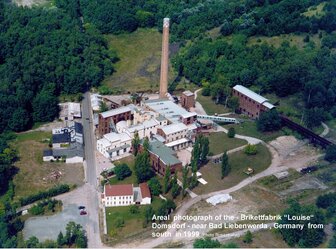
[105,184,133,197]
[139,183,151,198]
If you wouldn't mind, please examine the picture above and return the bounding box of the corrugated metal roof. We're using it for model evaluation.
[233,85,268,104]
[262,102,275,109]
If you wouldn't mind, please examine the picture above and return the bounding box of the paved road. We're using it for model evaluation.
[82,92,103,248]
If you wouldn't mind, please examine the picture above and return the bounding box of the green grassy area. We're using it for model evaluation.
[225,122,286,142]
[247,32,322,49]
[302,1,327,18]
[196,94,230,115]
[208,132,247,155]
[193,144,272,194]
[12,131,84,202]
[109,156,137,185]
[106,197,162,239]
[103,28,176,92]
[16,131,52,142]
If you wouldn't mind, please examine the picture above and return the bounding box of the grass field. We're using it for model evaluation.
[12,131,84,202]
[302,2,327,18]
[193,144,272,195]
[225,122,286,143]
[196,94,230,115]
[106,197,162,239]
[208,132,247,155]
[103,28,177,92]
[109,156,137,185]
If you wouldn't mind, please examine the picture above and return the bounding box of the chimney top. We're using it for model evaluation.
[163,18,170,28]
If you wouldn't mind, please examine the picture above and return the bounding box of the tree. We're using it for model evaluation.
[243,230,253,243]
[57,232,65,247]
[131,131,140,156]
[221,151,230,178]
[200,136,209,163]
[325,145,336,162]
[171,171,180,198]
[163,166,171,194]
[8,108,31,132]
[135,144,154,183]
[329,234,336,248]
[278,201,326,247]
[193,237,221,248]
[114,163,132,180]
[144,205,154,224]
[227,96,239,112]
[220,20,233,36]
[32,89,59,122]
[257,110,282,132]
[227,127,235,138]
[129,205,140,214]
[64,221,87,247]
[244,144,258,155]
[99,101,108,112]
[182,166,189,197]
[148,177,162,196]
[26,236,39,248]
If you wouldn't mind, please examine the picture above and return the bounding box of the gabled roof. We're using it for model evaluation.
[43,149,53,157]
[105,184,133,197]
[52,132,71,143]
[100,105,136,119]
[139,183,151,198]
[74,122,83,134]
[233,85,268,104]
[148,140,181,166]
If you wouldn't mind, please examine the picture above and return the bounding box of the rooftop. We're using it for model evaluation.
[183,90,194,97]
[104,132,131,143]
[52,132,71,144]
[105,184,133,197]
[148,140,181,166]
[144,99,192,123]
[161,123,188,135]
[74,122,83,134]
[52,143,84,158]
[139,183,151,198]
[233,85,268,104]
[100,105,136,119]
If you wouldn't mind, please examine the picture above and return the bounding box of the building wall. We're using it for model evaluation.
[141,197,151,205]
[97,137,132,159]
[103,195,134,207]
[232,89,263,118]
[157,127,188,143]
[181,115,197,125]
[181,93,195,110]
[148,151,182,175]
[98,111,133,137]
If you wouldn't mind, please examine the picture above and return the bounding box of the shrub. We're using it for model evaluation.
[19,184,70,206]
[114,163,132,180]
[227,127,235,138]
[244,144,258,155]
[257,110,282,132]
[325,145,336,162]
[148,177,162,196]
[129,205,140,214]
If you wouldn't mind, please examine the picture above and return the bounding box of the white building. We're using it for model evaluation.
[91,93,102,112]
[102,183,151,207]
[97,132,132,159]
[59,102,81,121]
[157,123,191,150]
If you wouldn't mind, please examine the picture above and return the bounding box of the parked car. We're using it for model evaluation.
[78,206,85,210]
[300,166,318,174]
[80,210,87,215]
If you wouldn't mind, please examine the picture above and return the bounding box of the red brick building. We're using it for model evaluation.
[181,90,195,110]
[139,140,182,175]
[232,85,275,118]
[98,106,134,137]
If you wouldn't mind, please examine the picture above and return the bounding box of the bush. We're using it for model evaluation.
[244,144,258,155]
[30,204,44,215]
[243,230,253,243]
[148,177,162,196]
[129,205,140,214]
[19,184,70,206]
[316,192,336,209]
[227,127,235,138]
[325,145,336,162]
[257,110,282,132]
[114,163,132,180]
[115,217,125,228]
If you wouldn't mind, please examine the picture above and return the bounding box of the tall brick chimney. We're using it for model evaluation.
[159,18,170,98]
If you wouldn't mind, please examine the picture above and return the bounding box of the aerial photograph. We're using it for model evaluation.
[0,0,336,248]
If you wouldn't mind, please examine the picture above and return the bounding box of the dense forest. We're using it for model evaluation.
[0,0,117,132]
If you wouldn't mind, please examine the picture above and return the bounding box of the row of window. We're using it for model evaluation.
[107,201,132,205]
